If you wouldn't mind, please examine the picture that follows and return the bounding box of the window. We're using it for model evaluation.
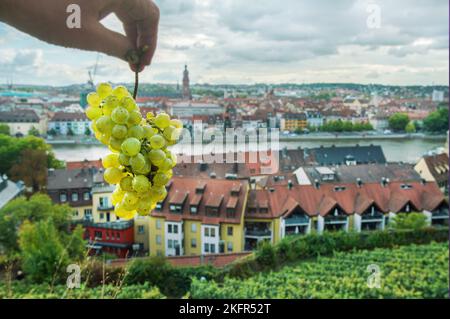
[138,225,145,234]
[210,228,216,237]
[227,227,233,236]
[73,210,79,217]
[191,238,197,248]
[168,239,173,249]
[99,213,104,220]
[204,228,210,237]
[99,197,109,208]
[227,242,233,252]
[60,193,67,202]
[156,220,161,230]
[173,225,178,234]
[210,244,215,253]
[83,192,90,201]
[190,206,198,214]
[168,224,172,233]
[191,223,197,233]
[204,243,209,253]
[94,231,102,239]
[84,209,92,217]
[71,192,79,202]
[116,232,120,239]
[156,235,162,245]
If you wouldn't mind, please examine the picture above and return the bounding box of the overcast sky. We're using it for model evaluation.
[0,0,448,86]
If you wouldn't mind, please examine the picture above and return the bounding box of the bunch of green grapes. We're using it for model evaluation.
[85,83,182,219]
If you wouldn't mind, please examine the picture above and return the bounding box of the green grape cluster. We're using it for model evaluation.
[85,83,183,219]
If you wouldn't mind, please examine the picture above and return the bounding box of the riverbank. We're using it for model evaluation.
[46,132,446,145]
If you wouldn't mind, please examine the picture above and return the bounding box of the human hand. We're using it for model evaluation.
[0,0,160,72]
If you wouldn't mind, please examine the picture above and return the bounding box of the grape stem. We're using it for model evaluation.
[133,71,139,100]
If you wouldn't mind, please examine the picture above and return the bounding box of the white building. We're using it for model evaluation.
[48,112,90,135]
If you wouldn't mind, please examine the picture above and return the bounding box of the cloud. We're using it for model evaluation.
[0,0,448,85]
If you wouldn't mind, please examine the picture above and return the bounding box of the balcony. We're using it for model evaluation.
[97,204,114,211]
[245,228,272,237]
[324,215,348,223]
[361,213,384,222]
[83,220,134,230]
[285,216,310,225]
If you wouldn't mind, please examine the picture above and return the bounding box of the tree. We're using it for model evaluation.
[388,113,410,131]
[84,127,91,136]
[389,212,428,231]
[0,134,63,175]
[67,128,74,136]
[405,121,416,133]
[47,128,57,136]
[18,220,68,283]
[28,126,40,137]
[9,149,48,192]
[0,194,72,254]
[423,107,449,133]
[0,124,10,135]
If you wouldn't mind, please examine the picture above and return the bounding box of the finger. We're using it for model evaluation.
[123,23,139,71]
[89,22,133,61]
[137,16,159,67]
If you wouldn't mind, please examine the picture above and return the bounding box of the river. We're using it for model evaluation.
[52,137,445,164]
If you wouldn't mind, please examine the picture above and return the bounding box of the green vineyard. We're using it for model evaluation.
[191,242,449,299]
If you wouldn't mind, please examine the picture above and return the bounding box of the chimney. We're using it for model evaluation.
[314,179,320,189]
[356,178,362,187]
[288,180,293,190]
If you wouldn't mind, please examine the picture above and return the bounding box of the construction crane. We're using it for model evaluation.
[87,53,100,89]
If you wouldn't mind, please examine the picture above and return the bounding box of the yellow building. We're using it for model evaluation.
[148,178,249,257]
[281,112,307,132]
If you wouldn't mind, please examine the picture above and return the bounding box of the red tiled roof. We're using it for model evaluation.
[151,177,248,224]
[66,159,102,170]
[247,180,446,218]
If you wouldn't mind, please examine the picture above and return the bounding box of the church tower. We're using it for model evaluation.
[182,65,192,100]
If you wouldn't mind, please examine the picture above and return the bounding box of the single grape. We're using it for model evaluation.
[127,125,145,140]
[159,158,173,171]
[111,107,129,125]
[128,111,143,126]
[119,176,134,192]
[153,172,170,186]
[111,188,125,205]
[163,125,181,142]
[104,95,119,109]
[149,134,166,149]
[118,153,130,166]
[103,167,123,184]
[148,149,166,166]
[113,85,130,99]
[95,115,114,134]
[135,162,151,175]
[123,191,139,208]
[114,203,134,219]
[99,133,111,145]
[109,137,124,152]
[85,106,102,120]
[121,96,138,112]
[112,124,128,139]
[130,153,146,172]
[142,125,157,140]
[87,92,101,107]
[154,112,171,129]
[121,137,141,157]
[97,83,113,99]
[102,153,120,168]
[170,119,183,129]
[132,175,151,193]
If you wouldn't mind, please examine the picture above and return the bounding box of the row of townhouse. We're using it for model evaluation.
[141,176,447,257]
[47,158,448,259]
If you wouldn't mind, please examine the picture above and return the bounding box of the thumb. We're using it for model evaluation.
[88,22,134,61]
